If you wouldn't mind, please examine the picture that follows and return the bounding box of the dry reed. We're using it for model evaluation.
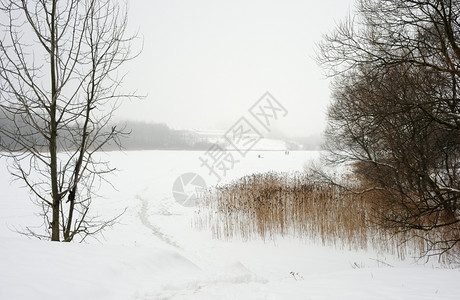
[195,171,457,262]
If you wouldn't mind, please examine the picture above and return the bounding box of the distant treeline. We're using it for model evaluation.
[0,113,321,151]
[116,121,214,150]
[0,114,214,151]
[119,121,323,151]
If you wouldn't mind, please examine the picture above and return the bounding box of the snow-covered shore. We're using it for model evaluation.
[1,151,459,299]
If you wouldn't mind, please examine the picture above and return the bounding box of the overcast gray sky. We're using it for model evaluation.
[117,0,355,137]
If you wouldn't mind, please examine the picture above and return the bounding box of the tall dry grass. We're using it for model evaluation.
[195,171,455,261]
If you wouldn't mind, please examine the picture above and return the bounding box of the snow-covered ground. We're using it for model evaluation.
[1,150,459,299]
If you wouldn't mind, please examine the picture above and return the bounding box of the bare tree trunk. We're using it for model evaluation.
[49,0,60,242]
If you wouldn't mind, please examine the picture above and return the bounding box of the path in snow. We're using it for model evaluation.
[136,194,181,249]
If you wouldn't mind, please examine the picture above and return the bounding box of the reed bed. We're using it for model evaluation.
[195,171,452,261]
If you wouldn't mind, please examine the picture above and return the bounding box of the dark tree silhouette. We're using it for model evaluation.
[317,0,460,257]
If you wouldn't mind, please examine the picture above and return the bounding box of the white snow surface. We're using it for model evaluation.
[1,150,459,300]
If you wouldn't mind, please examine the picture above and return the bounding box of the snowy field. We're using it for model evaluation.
[1,150,459,300]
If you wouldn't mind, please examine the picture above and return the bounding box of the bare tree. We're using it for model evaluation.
[0,0,138,241]
[317,0,460,257]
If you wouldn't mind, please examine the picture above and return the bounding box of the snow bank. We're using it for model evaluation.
[0,237,199,300]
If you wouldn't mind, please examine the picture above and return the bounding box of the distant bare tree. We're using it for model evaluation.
[0,0,139,241]
[317,0,460,256]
